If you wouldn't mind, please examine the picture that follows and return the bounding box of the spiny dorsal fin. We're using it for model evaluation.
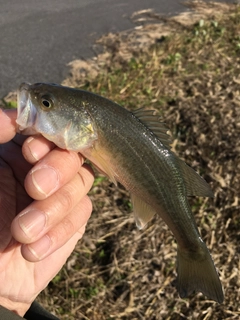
[131,193,156,229]
[177,158,214,198]
[133,107,172,148]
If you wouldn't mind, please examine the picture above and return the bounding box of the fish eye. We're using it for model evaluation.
[40,94,54,110]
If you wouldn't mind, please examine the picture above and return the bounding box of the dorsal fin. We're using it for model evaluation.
[133,108,172,148]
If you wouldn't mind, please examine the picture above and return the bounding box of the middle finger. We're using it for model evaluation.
[11,163,94,243]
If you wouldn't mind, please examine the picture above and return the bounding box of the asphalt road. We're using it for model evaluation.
[0,0,233,98]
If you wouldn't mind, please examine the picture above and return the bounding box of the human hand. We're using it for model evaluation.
[0,109,94,316]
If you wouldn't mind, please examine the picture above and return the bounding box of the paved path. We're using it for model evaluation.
[0,0,233,97]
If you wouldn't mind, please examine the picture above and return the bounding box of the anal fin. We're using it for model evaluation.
[131,194,156,229]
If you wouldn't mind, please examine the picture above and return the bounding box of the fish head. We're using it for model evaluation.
[16,82,97,151]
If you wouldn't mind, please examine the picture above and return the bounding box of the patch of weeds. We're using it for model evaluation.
[128,57,143,70]
[191,198,205,214]
[83,279,105,300]
[69,288,80,299]
[165,52,182,65]
[2,99,17,108]
[93,175,107,187]
[93,239,115,266]
[52,274,63,285]
[193,19,226,40]
[99,249,105,259]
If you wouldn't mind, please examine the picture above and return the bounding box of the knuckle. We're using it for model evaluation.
[62,150,82,171]
[50,217,76,244]
[61,217,76,236]
[56,187,75,211]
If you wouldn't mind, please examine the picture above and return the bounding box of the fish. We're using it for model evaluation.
[16,82,224,303]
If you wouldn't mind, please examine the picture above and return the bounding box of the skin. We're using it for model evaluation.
[0,109,94,316]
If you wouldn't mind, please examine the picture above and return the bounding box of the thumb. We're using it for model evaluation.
[0,109,17,143]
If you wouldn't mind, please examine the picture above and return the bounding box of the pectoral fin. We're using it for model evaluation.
[82,147,118,185]
[131,194,156,229]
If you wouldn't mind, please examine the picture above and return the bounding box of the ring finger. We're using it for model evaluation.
[21,195,92,262]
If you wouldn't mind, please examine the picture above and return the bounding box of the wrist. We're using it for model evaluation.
[0,297,31,317]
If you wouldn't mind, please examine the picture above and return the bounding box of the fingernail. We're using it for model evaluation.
[26,235,51,260]
[25,137,40,161]
[18,210,46,239]
[30,166,59,197]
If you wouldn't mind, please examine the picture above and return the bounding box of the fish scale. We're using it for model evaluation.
[16,82,224,303]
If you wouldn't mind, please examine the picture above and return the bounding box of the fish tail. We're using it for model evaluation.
[176,243,224,303]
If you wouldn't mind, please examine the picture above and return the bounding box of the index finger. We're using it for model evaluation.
[0,109,17,142]
[24,148,87,200]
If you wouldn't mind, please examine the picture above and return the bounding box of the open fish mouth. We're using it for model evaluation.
[16,83,38,135]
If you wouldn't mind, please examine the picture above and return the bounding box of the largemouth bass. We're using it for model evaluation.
[16,82,223,303]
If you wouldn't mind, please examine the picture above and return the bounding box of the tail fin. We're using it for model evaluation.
[176,244,224,303]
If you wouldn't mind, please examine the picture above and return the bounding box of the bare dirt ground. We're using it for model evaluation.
[5,1,240,319]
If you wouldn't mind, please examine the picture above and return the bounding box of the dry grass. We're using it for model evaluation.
[30,2,240,319]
